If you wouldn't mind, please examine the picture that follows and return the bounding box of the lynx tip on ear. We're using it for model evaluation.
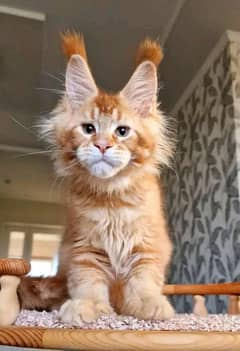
[135,38,163,68]
[61,30,88,63]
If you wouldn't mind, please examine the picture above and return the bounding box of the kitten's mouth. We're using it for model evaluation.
[88,158,120,179]
[92,157,115,167]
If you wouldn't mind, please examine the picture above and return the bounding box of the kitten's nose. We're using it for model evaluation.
[94,143,112,154]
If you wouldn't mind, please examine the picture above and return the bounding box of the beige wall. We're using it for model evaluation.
[0,198,65,225]
[0,198,65,257]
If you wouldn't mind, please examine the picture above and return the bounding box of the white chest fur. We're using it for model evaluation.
[85,206,143,275]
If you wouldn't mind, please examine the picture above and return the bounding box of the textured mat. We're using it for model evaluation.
[15,310,240,332]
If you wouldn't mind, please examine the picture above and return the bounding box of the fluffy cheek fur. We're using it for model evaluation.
[53,119,157,180]
[54,124,133,179]
[76,144,131,179]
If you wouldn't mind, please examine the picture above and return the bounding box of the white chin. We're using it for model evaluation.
[89,161,120,179]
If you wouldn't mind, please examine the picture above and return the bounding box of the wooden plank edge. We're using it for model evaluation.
[163,282,240,295]
[0,326,44,348]
[1,327,240,351]
[42,329,240,351]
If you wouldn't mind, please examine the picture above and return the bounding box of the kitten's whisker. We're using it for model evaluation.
[49,175,59,195]
[44,72,65,85]
[58,176,66,189]
[9,114,37,136]
[49,175,64,202]
[14,150,52,158]
[168,163,179,181]
[36,87,65,95]
[61,160,79,172]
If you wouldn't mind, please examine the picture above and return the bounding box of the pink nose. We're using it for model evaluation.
[94,143,112,154]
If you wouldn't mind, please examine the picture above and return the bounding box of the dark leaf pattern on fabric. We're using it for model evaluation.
[163,39,240,313]
[215,258,226,276]
[196,220,205,234]
[221,229,229,247]
[211,227,222,242]
[211,243,221,257]
[211,167,221,180]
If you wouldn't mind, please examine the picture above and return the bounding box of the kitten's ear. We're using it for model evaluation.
[66,54,98,107]
[120,61,157,117]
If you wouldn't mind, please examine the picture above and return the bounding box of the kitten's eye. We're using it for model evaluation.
[115,126,130,137]
[81,123,96,135]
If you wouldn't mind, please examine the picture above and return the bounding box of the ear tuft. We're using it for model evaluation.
[66,54,97,107]
[120,61,157,117]
[61,31,88,63]
[135,38,163,68]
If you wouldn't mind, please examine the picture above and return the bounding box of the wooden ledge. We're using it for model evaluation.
[0,258,31,276]
[1,326,240,351]
[163,282,240,295]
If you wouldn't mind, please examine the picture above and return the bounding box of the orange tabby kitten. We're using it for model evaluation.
[21,33,175,323]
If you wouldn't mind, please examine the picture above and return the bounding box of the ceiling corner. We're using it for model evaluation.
[161,0,187,47]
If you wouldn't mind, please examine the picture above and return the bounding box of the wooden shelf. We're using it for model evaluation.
[1,326,240,351]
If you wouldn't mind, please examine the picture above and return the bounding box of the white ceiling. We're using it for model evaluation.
[0,0,240,203]
[160,0,240,110]
[0,0,183,148]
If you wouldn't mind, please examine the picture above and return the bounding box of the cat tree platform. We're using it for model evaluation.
[1,258,240,350]
[1,326,240,351]
[1,281,240,350]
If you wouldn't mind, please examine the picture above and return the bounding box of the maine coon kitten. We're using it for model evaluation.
[19,32,175,322]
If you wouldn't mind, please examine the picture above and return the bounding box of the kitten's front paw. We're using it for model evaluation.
[123,295,175,320]
[59,298,114,324]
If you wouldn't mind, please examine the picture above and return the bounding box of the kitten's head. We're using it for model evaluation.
[42,33,174,184]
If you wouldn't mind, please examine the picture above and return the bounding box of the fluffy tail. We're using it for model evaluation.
[18,275,68,311]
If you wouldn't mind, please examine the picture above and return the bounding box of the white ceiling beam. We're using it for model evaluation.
[161,0,187,46]
[0,5,46,21]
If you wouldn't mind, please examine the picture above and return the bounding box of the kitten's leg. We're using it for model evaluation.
[59,258,113,324]
[121,257,174,320]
